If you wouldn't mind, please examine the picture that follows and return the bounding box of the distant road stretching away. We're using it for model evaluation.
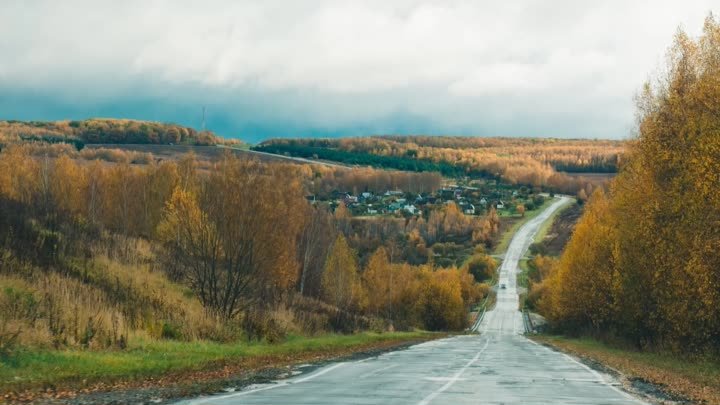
[177,197,648,405]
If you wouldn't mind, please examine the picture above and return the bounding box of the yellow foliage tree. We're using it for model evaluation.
[322,235,366,312]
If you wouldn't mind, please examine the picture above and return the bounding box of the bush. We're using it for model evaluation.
[161,322,182,340]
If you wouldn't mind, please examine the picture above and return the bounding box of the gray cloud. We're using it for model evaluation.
[0,0,716,142]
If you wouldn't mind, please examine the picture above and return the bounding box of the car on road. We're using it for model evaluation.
[500,283,506,289]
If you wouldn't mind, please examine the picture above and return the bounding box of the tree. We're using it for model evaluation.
[321,235,366,311]
[158,157,305,319]
[466,254,497,282]
[516,204,526,217]
[542,15,720,352]
[363,247,391,316]
[418,269,466,331]
[298,205,335,296]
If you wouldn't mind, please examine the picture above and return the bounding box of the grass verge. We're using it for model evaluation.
[533,335,720,404]
[0,331,438,395]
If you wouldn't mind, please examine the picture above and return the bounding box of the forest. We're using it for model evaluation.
[530,16,720,354]
[255,136,623,194]
[0,144,501,354]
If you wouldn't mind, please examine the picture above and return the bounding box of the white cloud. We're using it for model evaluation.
[0,0,716,138]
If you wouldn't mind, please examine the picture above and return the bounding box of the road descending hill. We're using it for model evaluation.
[177,197,648,405]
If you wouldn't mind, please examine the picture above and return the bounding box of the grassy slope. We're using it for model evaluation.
[0,332,438,393]
[534,335,720,404]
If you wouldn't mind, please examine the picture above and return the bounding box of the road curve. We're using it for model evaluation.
[176,197,647,405]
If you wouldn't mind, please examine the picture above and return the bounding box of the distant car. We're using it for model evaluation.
[500,283,506,289]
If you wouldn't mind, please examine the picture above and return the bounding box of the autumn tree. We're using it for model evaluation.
[418,268,466,331]
[466,254,497,282]
[542,15,720,352]
[321,235,366,312]
[363,247,391,317]
[298,204,336,296]
[158,156,305,319]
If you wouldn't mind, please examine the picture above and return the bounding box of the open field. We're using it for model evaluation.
[84,144,295,164]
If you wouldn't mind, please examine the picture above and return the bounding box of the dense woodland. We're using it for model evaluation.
[532,17,720,354]
[0,145,499,352]
[0,119,235,147]
[256,137,623,194]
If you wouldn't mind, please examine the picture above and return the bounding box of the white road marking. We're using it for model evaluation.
[185,362,347,405]
[416,338,490,405]
[359,363,398,378]
[293,362,347,383]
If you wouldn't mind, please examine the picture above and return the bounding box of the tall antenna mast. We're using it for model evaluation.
[201,106,206,131]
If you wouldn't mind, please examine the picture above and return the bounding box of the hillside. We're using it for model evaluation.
[0,119,239,148]
[254,137,624,194]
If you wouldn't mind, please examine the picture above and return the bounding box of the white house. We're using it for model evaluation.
[403,204,417,214]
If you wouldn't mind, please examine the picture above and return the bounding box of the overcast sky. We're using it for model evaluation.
[0,1,716,142]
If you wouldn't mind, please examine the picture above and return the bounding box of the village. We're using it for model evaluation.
[308,179,550,219]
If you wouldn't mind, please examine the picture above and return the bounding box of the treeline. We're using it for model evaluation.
[0,147,493,351]
[253,141,493,178]
[536,17,720,354]
[378,135,623,173]
[308,166,442,196]
[0,119,234,148]
[257,137,622,194]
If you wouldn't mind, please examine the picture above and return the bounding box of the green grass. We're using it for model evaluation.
[534,335,720,403]
[0,331,435,392]
[492,198,554,256]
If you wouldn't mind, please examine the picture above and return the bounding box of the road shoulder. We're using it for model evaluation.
[531,335,718,405]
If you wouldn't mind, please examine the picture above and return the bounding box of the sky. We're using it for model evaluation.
[0,1,716,143]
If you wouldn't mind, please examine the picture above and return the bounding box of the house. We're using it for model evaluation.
[367,205,378,214]
[361,192,373,199]
[384,190,403,196]
[497,201,505,209]
[479,198,488,206]
[464,204,476,215]
[343,193,358,204]
[403,204,417,214]
[388,202,403,212]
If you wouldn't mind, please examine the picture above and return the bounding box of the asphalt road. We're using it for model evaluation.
[178,197,647,405]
